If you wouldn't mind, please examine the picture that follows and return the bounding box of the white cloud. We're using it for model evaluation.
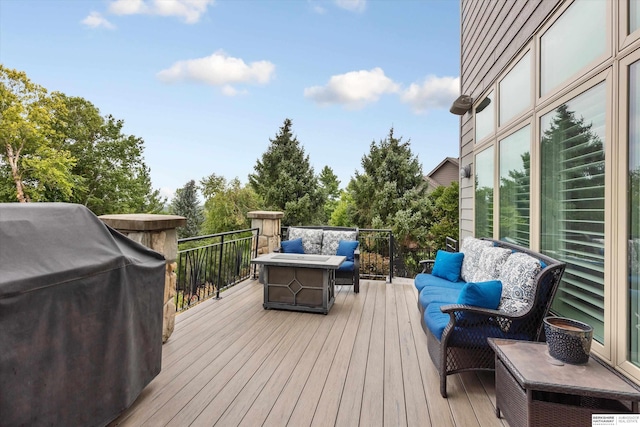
[157,51,276,95]
[335,0,366,12]
[108,0,214,24]
[304,68,400,109]
[401,75,460,114]
[81,11,116,29]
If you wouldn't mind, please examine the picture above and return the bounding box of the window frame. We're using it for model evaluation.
[534,69,613,361]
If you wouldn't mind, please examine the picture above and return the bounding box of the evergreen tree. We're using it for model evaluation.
[170,180,204,238]
[348,127,428,229]
[318,165,341,223]
[249,118,324,225]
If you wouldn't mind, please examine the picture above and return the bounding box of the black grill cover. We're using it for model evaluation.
[0,203,166,426]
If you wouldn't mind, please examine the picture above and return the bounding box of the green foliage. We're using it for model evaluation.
[425,181,459,249]
[0,66,165,213]
[201,173,262,234]
[329,190,354,226]
[170,180,204,238]
[318,165,340,222]
[249,118,325,225]
[0,65,76,202]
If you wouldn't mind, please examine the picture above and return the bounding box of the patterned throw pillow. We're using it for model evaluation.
[471,246,512,283]
[497,252,542,303]
[460,237,494,282]
[321,230,357,255]
[288,227,324,255]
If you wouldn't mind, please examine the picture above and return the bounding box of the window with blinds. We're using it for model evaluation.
[540,82,606,343]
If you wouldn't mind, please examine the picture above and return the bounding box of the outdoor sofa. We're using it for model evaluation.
[414,236,566,397]
[279,226,360,293]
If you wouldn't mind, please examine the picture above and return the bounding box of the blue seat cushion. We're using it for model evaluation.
[282,237,304,254]
[418,285,462,309]
[414,273,466,293]
[432,250,465,282]
[424,303,450,340]
[336,240,359,262]
[337,260,354,272]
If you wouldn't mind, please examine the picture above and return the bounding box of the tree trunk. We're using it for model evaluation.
[5,142,28,203]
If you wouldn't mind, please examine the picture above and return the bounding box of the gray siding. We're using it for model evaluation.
[458,0,562,238]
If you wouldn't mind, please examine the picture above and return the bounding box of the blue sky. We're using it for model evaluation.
[0,0,461,201]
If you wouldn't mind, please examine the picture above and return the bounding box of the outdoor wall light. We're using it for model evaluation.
[450,95,473,115]
[460,164,472,179]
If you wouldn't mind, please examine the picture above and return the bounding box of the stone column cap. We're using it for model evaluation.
[99,214,186,231]
[247,210,284,219]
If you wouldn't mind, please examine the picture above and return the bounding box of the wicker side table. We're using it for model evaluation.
[488,338,640,427]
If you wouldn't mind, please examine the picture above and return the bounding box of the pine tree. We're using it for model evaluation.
[249,118,324,225]
[170,180,204,238]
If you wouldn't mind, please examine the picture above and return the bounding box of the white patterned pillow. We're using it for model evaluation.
[288,227,324,254]
[497,297,529,314]
[460,237,494,282]
[498,252,541,303]
[471,246,512,283]
[321,230,357,255]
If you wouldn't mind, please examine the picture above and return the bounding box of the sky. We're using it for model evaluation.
[0,0,462,201]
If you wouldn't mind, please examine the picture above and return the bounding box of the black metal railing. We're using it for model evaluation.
[279,226,396,282]
[175,228,258,312]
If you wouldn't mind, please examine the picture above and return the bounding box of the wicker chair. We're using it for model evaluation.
[280,226,360,293]
[418,238,566,398]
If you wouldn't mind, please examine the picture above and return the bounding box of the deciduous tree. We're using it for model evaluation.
[0,65,75,202]
[201,173,262,234]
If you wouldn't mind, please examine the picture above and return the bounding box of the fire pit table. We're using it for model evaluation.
[251,253,345,314]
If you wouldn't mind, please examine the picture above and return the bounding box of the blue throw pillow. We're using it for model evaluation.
[456,280,502,309]
[431,250,464,282]
[282,237,304,254]
[336,239,359,262]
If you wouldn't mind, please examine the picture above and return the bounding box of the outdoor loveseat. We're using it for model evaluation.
[280,226,360,293]
[415,236,566,397]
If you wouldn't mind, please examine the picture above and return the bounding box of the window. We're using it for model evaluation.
[632,0,640,34]
[540,82,606,343]
[540,0,606,96]
[500,52,531,126]
[499,125,531,246]
[475,91,494,142]
[475,146,494,237]
[628,60,640,367]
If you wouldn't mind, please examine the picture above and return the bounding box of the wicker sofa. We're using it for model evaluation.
[280,226,360,293]
[415,237,566,398]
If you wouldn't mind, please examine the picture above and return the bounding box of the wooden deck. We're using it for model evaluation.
[110,278,508,427]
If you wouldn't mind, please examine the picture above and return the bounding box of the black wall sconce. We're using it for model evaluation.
[450,95,473,115]
[460,164,472,179]
[450,95,492,116]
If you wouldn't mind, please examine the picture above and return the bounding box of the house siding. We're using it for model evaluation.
[458,0,562,238]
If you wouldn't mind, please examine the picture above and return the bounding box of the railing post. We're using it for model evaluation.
[389,231,395,283]
[216,234,224,299]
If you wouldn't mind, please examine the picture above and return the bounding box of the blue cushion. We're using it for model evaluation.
[431,250,464,282]
[414,273,465,292]
[456,280,502,309]
[282,238,304,254]
[337,260,354,272]
[419,285,463,310]
[336,239,359,262]
[424,303,450,340]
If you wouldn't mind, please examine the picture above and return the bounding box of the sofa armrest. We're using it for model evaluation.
[419,259,435,274]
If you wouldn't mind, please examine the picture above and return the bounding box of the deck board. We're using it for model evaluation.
[110,278,506,427]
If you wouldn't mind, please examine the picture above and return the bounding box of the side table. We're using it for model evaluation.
[488,338,640,427]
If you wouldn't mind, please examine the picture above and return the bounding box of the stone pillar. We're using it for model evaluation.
[99,214,186,343]
[247,210,284,255]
